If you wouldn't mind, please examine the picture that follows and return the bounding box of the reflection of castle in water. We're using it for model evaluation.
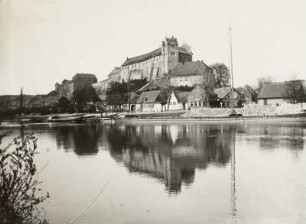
[107,124,233,193]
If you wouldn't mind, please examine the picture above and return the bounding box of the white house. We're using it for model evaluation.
[168,91,190,110]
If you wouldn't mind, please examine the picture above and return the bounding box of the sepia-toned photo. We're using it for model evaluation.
[1,0,306,223]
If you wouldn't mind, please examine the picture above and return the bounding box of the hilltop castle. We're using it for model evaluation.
[108,36,193,83]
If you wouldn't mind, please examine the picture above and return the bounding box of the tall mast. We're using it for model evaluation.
[228,26,234,90]
[20,87,23,117]
[228,26,235,109]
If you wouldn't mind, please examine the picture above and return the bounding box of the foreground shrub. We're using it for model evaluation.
[0,133,49,224]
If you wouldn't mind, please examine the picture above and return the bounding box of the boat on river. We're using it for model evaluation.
[47,114,83,123]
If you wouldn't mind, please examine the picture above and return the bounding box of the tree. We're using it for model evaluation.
[236,85,258,104]
[58,97,70,113]
[72,84,100,112]
[0,133,49,224]
[286,75,304,103]
[210,63,230,88]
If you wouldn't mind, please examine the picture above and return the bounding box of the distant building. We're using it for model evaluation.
[168,91,189,111]
[92,79,109,101]
[55,80,74,99]
[136,90,166,112]
[108,67,122,83]
[170,61,214,87]
[214,87,241,108]
[258,82,293,105]
[110,36,192,82]
[187,85,208,108]
[55,73,97,99]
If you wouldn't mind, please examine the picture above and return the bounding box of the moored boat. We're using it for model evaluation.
[47,114,83,122]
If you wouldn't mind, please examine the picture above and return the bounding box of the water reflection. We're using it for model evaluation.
[106,124,234,193]
[54,125,104,155]
[242,123,305,150]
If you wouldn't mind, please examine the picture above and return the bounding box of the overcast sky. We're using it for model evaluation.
[0,0,305,95]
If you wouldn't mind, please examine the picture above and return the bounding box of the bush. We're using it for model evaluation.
[0,133,49,224]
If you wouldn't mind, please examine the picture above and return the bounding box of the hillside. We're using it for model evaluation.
[0,95,35,112]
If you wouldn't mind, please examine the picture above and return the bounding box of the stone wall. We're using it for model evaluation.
[171,75,204,87]
[120,55,164,82]
[240,103,305,116]
[258,98,289,106]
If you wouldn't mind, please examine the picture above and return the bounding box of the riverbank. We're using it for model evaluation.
[1,105,306,127]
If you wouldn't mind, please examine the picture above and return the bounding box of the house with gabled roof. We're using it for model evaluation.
[136,90,167,112]
[214,87,241,108]
[168,91,190,111]
[187,85,208,108]
[258,82,293,105]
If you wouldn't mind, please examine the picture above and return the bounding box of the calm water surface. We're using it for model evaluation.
[1,119,306,224]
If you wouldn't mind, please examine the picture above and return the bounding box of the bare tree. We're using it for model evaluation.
[285,75,304,103]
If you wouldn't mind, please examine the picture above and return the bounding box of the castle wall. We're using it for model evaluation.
[109,37,192,83]
[171,75,204,87]
[120,55,164,82]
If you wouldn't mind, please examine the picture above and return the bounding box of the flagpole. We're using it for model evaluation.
[228,26,235,110]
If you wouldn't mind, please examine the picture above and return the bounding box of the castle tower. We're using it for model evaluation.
[161,36,179,75]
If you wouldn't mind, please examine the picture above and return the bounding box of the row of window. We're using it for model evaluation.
[190,101,204,107]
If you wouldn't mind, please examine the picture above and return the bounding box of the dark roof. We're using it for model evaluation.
[130,95,139,104]
[214,87,241,99]
[174,91,190,103]
[136,77,170,93]
[258,82,292,99]
[122,46,193,67]
[171,61,209,77]
[214,87,231,99]
[137,90,161,103]
[122,48,161,66]
[178,47,191,54]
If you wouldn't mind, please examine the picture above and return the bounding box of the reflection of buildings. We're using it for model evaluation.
[107,124,233,193]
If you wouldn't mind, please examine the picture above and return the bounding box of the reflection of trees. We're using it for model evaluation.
[54,125,103,155]
[107,124,233,193]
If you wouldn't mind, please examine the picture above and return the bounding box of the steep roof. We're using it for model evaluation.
[137,90,161,104]
[122,48,162,66]
[130,94,139,104]
[258,82,292,99]
[171,61,209,77]
[136,77,170,93]
[174,91,190,103]
[214,87,231,99]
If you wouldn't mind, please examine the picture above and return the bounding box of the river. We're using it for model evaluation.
[1,119,306,224]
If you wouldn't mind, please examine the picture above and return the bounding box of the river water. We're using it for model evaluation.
[1,119,306,224]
